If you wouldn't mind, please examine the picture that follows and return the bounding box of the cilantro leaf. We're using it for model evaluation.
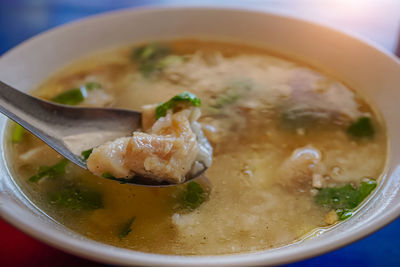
[347,117,374,138]
[29,159,68,183]
[155,92,201,120]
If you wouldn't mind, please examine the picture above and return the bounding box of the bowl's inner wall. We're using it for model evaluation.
[0,7,399,266]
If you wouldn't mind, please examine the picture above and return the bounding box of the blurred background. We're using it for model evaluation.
[0,0,399,266]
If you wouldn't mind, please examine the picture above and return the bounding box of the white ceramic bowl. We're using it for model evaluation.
[0,7,399,266]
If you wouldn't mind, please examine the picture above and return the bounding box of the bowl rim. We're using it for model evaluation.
[0,5,400,266]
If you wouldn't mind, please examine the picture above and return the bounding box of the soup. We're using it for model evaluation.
[8,40,386,255]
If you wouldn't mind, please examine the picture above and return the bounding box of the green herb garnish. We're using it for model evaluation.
[11,123,25,143]
[347,117,374,138]
[49,186,103,211]
[315,179,377,220]
[315,179,377,209]
[81,148,93,161]
[158,55,184,68]
[29,159,69,183]
[118,216,136,239]
[211,80,252,109]
[51,82,102,105]
[179,181,207,210]
[132,43,183,77]
[84,82,102,91]
[336,209,353,220]
[155,92,201,120]
[52,88,87,105]
[137,61,161,77]
[132,43,170,62]
[102,172,116,179]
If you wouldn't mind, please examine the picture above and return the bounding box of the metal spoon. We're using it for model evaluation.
[0,81,207,186]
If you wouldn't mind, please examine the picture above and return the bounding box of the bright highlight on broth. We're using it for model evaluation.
[9,40,386,255]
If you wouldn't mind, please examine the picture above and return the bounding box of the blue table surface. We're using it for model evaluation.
[1,1,399,266]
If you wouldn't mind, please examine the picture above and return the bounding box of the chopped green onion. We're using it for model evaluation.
[29,159,69,183]
[347,117,374,138]
[11,123,25,143]
[118,216,136,239]
[81,148,93,161]
[155,92,201,120]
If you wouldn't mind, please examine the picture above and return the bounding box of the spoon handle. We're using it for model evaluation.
[0,80,90,167]
[0,80,60,141]
[0,80,141,169]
